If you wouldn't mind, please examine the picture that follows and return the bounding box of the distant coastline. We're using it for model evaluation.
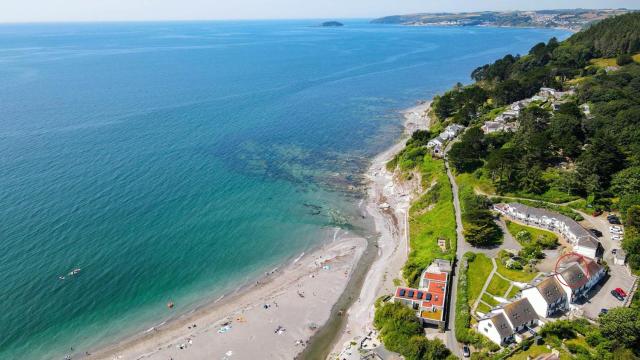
[371,8,634,32]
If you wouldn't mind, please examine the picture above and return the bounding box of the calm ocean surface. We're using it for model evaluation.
[0,20,567,359]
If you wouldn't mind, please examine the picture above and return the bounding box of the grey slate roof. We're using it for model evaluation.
[502,298,538,329]
[506,203,600,251]
[489,312,513,339]
[559,263,587,289]
[535,276,565,305]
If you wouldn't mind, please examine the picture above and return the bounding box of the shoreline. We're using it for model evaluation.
[328,101,432,359]
[87,228,367,360]
[74,101,431,360]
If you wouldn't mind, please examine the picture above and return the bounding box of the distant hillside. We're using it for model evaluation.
[371,9,635,31]
[568,12,640,56]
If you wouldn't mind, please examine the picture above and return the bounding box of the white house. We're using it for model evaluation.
[481,121,504,134]
[442,124,465,139]
[477,298,540,346]
[427,136,445,149]
[493,203,602,260]
[392,259,451,327]
[556,259,606,305]
[521,276,568,318]
[478,312,514,346]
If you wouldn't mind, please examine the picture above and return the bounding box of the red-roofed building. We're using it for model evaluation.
[392,259,451,328]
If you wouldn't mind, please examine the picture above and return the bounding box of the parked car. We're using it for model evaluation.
[608,216,621,225]
[463,345,471,358]
[612,235,624,241]
[589,228,603,237]
[600,308,609,315]
[610,226,624,234]
[593,209,603,217]
[615,288,628,297]
[611,290,625,301]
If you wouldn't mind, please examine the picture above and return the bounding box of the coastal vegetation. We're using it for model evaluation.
[436,12,640,223]
[455,253,500,351]
[390,150,457,287]
[373,302,452,359]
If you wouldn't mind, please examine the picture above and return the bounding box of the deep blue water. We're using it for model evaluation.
[0,20,568,359]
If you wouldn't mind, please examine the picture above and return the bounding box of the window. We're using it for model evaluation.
[484,328,488,333]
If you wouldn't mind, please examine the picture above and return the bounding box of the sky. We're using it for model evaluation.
[0,0,638,23]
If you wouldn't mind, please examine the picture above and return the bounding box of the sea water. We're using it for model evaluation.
[0,20,567,359]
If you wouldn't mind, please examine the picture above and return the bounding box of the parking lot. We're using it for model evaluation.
[577,213,637,319]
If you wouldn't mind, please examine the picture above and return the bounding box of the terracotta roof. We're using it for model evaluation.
[502,298,538,329]
[424,272,447,282]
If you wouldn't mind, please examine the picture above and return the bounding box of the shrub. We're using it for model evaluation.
[374,302,451,360]
[617,54,634,66]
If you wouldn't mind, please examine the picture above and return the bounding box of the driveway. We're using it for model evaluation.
[576,211,637,318]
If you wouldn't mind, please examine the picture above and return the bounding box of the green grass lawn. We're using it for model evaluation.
[486,274,511,297]
[476,302,492,314]
[403,156,457,285]
[495,260,538,283]
[467,253,493,305]
[456,171,495,197]
[482,293,499,306]
[508,345,572,360]
[505,220,558,247]
[507,285,520,299]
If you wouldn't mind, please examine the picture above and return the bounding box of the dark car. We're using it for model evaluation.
[589,228,603,237]
[611,290,625,301]
[463,345,471,358]
[608,215,621,224]
[593,210,603,217]
[600,308,609,315]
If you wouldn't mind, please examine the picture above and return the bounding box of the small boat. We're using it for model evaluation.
[167,301,175,309]
[68,268,81,276]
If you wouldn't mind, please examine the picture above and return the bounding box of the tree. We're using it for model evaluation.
[599,307,640,348]
[617,54,634,66]
[576,135,625,196]
[611,167,640,196]
[374,302,451,360]
[448,127,486,173]
[549,113,584,158]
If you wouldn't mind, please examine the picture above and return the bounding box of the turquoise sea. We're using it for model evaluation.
[0,20,567,359]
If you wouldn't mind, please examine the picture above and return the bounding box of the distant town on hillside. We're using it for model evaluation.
[371,9,635,31]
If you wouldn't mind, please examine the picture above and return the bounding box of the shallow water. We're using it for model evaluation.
[0,20,568,359]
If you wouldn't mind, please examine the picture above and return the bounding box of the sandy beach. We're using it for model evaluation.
[329,102,432,359]
[84,102,430,360]
[88,230,366,360]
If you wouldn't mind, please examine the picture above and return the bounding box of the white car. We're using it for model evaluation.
[612,235,624,241]
[609,226,623,234]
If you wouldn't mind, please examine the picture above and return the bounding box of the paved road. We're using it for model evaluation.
[443,144,468,358]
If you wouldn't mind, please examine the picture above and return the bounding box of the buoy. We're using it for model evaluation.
[167,301,175,309]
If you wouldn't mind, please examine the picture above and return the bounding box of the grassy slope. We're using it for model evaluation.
[486,274,511,296]
[405,156,457,285]
[467,253,493,305]
[505,220,558,245]
[495,260,538,282]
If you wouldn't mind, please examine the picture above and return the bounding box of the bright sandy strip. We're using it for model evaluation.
[329,102,432,359]
[90,231,366,360]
